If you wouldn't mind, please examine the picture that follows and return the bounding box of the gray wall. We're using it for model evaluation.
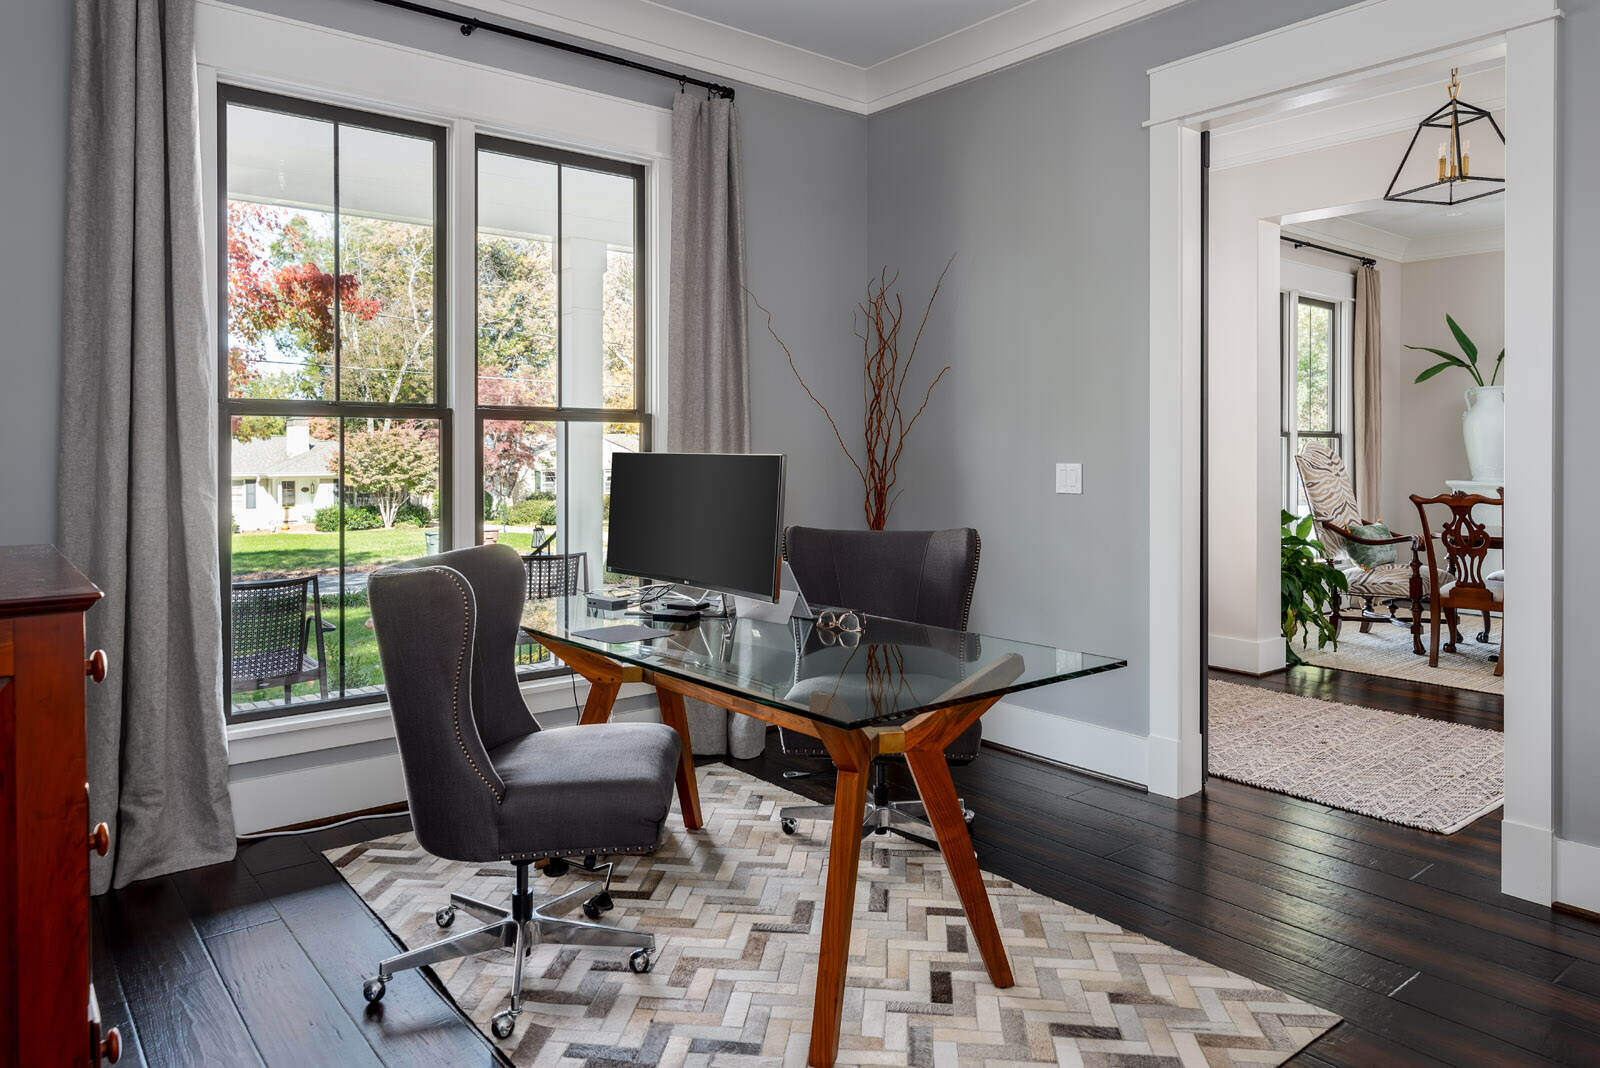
[1560,0,1598,847]
[862,0,1351,733]
[0,0,72,546]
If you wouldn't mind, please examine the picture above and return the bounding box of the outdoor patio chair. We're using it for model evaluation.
[230,574,335,703]
[516,551,588,666]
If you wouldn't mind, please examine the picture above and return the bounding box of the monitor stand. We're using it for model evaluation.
[646,592,712,624]
[646,604,704,624]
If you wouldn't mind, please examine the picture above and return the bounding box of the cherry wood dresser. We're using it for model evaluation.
[1,545,119,1065]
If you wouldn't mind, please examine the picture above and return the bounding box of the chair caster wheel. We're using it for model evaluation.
[542,858,570,878]
[435,906,456,928]
[628,948,653,974]
[583,891,613,920]
[362,976,387,1004]
[490,1009,517,1039]
[780,817,797,835]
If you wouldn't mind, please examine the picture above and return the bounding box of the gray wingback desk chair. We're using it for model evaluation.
[776,526,982,846]
[361,544,681,1040]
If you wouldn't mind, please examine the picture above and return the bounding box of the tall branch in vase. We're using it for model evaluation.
[747,254,955,530]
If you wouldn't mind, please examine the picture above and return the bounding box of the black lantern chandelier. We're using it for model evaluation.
[1384,68,1505,205]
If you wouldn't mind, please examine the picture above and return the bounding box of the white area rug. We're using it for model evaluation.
[1209,680,1503,833]
[329,765,1339,1065]
[1298,613,1502,695]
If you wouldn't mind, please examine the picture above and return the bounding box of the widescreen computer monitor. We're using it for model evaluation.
[605,452,786,602]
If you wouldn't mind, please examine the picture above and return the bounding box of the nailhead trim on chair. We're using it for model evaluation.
[961,532,980,631]
[418,566,502,805]
[499,843,660,861]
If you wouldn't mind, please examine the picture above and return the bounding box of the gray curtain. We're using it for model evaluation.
[59,0,236,893]
[665,92,762,758]
[1353,264,1383,519]
[667,92,750,452]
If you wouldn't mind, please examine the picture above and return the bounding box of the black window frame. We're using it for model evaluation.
[217,84,452,723]
[472,135,650,678]
[1282,292,1345,513]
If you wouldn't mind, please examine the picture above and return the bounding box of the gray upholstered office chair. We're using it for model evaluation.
[775,526,982,847]
[360,544,682,1040]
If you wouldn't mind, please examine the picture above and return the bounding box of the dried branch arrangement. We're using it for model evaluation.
[748,254,955,530]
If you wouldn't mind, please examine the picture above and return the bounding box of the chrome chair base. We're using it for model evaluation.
[778,797,974,850]
[361,861,653,1040]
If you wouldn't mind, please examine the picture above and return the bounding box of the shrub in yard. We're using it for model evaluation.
[313,505,384,531]
[346,506,383,530]
[507,497,554,526]
[395,501,432,526]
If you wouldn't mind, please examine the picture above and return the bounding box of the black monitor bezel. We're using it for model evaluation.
[604,452,785,603]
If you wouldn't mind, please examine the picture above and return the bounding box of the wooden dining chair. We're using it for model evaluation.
[1410,488,1504,675]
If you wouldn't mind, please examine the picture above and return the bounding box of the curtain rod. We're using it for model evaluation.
[1280,235,1376,268]
[368,0,736,100]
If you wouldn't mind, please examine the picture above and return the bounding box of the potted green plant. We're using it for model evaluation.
[1281,510,1348,666]
[1407,314,1504,482]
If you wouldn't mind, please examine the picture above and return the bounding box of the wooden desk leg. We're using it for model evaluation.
[904,743,1014,989]
[655,688,704,830]
[578,678,620,725]
[808,728,872,1068]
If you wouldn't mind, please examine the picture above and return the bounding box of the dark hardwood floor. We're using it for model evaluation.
[92,668,1599,1066]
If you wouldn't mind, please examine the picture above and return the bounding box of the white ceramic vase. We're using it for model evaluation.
[1462,385,1505,482]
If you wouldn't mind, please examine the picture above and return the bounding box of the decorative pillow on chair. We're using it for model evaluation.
[1346,522,1399,570]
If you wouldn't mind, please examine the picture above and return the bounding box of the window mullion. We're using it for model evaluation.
[450,119,479,552]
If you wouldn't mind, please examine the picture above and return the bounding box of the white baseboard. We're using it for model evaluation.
[1501,817,1554,904]
[230,743,407,835]
[1208,633,1285,675]
[980,701,1148,788]
[1555,836,1600,914]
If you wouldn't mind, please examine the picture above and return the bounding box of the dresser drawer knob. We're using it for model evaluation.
[101,1026,121,1063]
[86,649,107,683]
[90,823,110,857]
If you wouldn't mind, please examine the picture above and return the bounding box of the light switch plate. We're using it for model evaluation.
[1056,462,1082,494]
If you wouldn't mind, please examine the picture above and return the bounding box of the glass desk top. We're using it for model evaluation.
[521,596,1126,731]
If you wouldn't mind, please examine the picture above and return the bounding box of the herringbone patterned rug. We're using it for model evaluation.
[329,766,1338,1065]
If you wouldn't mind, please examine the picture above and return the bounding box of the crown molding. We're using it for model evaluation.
[444,0,1183,115]
[1285,215,1503,264]
[1210,58,1504,171]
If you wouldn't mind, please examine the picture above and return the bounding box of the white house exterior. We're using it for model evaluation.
[231,420,339,531]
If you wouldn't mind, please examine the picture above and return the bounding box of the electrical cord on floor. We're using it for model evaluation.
[235,807,410,841]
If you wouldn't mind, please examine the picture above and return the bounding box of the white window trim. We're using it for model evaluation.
[196,0,673,753]
[226,676,655,765]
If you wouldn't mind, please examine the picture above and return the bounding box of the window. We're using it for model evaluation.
[219,86,449,721]
[475,137,648,673]
[1281,294,1350,513]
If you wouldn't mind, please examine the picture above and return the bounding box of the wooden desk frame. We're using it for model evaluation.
[539,635,1016,1067]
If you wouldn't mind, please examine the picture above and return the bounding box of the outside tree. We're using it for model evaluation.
[336,424,436,528]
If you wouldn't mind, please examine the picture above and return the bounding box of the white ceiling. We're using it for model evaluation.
[1285,195,1503,265]
[461,0,1185,113]
[1342,197,1503,242]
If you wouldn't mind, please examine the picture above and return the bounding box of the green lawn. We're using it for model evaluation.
[232,527,434,577]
